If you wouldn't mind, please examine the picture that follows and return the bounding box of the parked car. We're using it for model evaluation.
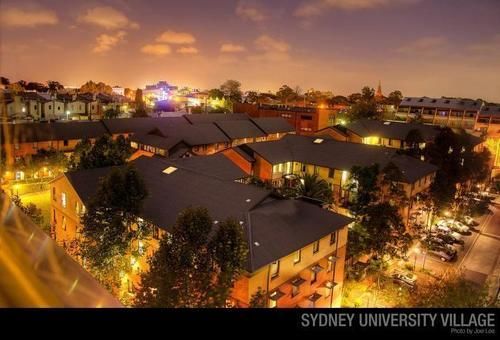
[392,271,417,289]
[427,243,457,257]
[432,232,462,246]
[428,249,455,262]
[460,215,479,227]
[436,224,451,234]
[448,221,470,234]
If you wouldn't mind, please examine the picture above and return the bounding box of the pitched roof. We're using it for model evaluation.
[0,121,108,144]
[343,119,440,142]
[243,134,437,183]
[250,117,295,134]
[246,198,352,271]
[101,117,189,135]
[399,97,483,111]
[166,154,248,181]
[184,113,250,124]
[129,133,185,152]
[64,156,352,272]
[215,120,267,139]
[153,123,230,145]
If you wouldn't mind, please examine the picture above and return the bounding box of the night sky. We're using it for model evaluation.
[1,0,500,101]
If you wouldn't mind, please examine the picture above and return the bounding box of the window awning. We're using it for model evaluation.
[310,264,324,273]
[269,289,285,301]
[291,277,306,287]
[308,292,322,302]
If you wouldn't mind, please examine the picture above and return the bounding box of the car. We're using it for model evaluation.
[448,221,470,234]
[460,215,479,227]
[427,243,457,256]
[428,249,455,262]
[432,232,458,245]
[436,224,451,234]
[392,271,417,289]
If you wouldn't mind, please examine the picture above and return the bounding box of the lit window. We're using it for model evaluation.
[62,216,67,231]
[269,299,277,308]
[162,166,177,174]
[270,260,280,279]
[61,192,67,208]
[293,250,301,265]
[313,240,320,254]
[75,202,80,215]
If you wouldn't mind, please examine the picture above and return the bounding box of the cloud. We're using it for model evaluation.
[467,34,500,54]
[254,35,290,53]
[0,7,58,27]
[236,1,266,22]
[78,6,138,30]
[93,31,127,53]
[220,43,247,53]
[396,36,448,55]
[295,0,419,18]
[156,30,196,44]
[249,35,291,62]
[177,46,199,54]
[141,44,172,56]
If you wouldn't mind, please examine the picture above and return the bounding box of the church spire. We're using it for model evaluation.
[375,80,383,98]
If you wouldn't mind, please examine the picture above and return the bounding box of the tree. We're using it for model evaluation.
[294,173,333,204]
[0,77,10,86]
[361,86,375,102]
[220,80,243,103]
[386,90,403,106]
[249,287,267,308]
[25,82,48,92]
[350,101,378,120]
[348,93,362,104]
[79,165,148,294]
[276,84,295,105]
[8,82,25,94]
[208,88,225,99]
[245,91,259,104]
[382,162,408,207]
[403,128,425,158]
[11,195,44,226]
[408,273,492,307]
[346,164,380,215]
[133,88,148,117]
[80,80,113,94]
[47,81,64,94]
[71,135,131,170]
[135,207,248,308]
[104,107,120,119]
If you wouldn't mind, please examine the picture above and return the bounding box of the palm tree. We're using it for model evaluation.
[295,173,333,204]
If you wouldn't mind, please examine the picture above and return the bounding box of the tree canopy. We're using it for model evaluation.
[70,135,131,170]
[135,207,248,308]
[220,79,243,103]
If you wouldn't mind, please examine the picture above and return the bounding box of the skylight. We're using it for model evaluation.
[162,166,177,174]
[383,122,391,125]
[313,138,324,144]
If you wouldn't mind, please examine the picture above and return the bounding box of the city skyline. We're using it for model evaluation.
[1,0,500,101]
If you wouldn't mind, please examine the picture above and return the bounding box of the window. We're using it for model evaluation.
[48,105,52,110]
[311,271,318,284]
[330,232,337,245]
[292,285,299,297]
[327,260,334,273]
[314,166,319,175]
[300,115,313,120]
[63,140,68,146]
[57,106,61,110]
[75,202,80,215]
[328,168,334,178]
[293,250,301,265]
[53,209,57,224]
[14,143,19,150]
[62,216,67,231]
[61,192,67,208]
[270,260,280,279]
[313,240,320,254]
[52,187,56,201]
[32,142,38,149]
[301,164,306,173]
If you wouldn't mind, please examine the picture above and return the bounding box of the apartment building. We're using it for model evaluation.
[395,97,500,175]
[50,155,352,307]
[234,102,336,135]
[225,134,437,221]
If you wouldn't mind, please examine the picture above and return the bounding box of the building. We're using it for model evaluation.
[316,119,440,149]
[143,81,178,106]
[112,86,125,96]
[0,121,108,171]
[234,102,337,135]
[50,155,353,307]
[226,134,437,222]
[395,96,500,176]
